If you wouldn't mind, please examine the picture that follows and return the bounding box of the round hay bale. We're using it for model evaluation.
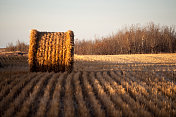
[28,29,38,72]
[28,30,74,72]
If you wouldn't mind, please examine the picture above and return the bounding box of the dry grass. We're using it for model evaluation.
[28,30,74,72]
[74,53,176,71]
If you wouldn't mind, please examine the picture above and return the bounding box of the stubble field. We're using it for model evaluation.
[0,54,176,117]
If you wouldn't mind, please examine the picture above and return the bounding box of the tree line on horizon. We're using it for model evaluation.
[6,40,29,52]
[75,22,176,55]
[5,22,176,55]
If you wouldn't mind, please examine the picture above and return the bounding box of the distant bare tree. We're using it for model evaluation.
[75,22,176,55]
[6,40,29,52]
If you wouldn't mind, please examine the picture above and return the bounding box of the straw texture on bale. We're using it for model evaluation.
[28,29,74,72]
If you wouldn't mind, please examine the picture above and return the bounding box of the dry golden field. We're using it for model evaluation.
[0,54,176,117]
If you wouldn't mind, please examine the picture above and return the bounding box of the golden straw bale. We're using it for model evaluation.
[65,30,74,72]
[28,29,38,72]
[28,30,74,72]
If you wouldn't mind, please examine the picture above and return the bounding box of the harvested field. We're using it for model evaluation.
[0,54,176,117]
[74,54,176,72]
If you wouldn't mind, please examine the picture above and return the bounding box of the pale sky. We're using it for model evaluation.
[0,0,176,48]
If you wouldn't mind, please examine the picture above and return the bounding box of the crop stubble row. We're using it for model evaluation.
[0,71,176,117]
